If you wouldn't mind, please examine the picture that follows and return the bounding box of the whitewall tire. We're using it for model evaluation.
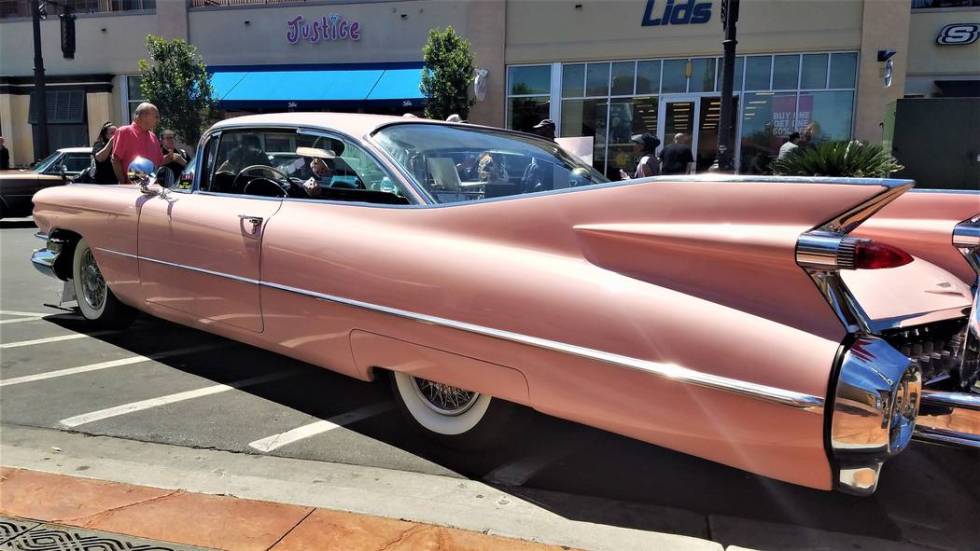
[72,238,135,329]
[390,371,513,449]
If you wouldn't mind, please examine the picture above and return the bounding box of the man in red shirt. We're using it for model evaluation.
[112,102,163,184]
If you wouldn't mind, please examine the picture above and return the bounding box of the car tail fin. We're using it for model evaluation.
[794,179,914,334]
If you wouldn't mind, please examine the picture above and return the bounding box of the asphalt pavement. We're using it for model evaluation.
[2,218,978,550]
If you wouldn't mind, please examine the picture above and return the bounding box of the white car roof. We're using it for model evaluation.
[58,147,92,154]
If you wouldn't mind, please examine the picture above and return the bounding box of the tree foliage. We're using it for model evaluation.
[773,141,903,178]
[420,27,475,120]
[138,36,216,147]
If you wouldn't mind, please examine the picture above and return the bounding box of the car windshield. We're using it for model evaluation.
[373,124,609,204]
[33,151,63,173]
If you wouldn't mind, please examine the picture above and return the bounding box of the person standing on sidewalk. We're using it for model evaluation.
[0,136,10,170]
[778,132,801,160]
[159,129,189,178]
[91,122,118,185]
[659,133,694,175]
[111,103,163,184]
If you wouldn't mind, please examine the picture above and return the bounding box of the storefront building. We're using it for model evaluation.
[1,0,977,176]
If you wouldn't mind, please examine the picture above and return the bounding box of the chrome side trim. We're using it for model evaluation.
[262,279,825,411]
[867,305,972,333]
[96,247,825,411]
[96,248,260,286]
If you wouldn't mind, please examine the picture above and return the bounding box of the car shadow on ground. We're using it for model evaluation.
[37,313,980,547]
[0,219,37,230]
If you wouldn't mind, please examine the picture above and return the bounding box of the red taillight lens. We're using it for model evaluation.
[852,240,914,270]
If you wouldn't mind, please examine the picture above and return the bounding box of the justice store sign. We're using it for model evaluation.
[287,14,361,45]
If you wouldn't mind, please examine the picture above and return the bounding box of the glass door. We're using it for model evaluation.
[659,96,699,174]
[695,96,738,172]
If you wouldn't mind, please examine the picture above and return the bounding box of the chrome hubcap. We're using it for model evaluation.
[411,377,479,416]
[80,249,106,311]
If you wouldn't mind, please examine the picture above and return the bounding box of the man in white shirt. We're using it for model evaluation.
[778,132,802,160]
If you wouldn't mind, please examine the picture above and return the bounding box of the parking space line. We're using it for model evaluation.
[1,331,116,350]
[0,316,45,325]
[0,314,82,325]
[248,402,395,453]
[483,440,587,487]
[0,343,224,387]
[0,310,56,317]
[59,370,302,428]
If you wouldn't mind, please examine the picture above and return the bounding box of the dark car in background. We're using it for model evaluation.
[0,147,91,219]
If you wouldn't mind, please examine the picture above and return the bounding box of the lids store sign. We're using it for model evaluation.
[287,14,361,44]
[641,0,711,26]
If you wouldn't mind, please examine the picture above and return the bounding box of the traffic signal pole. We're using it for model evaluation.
[716,0,739,172]
[32,0,50,160]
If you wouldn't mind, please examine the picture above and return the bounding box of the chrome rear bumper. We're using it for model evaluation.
[31,232,64,279]
[915,390,980,449]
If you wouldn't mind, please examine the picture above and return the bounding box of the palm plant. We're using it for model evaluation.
[773,141,903,178]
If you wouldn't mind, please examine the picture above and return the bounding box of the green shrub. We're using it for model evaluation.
[773,141,903,178]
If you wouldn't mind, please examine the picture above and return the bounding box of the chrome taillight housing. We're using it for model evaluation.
[797,233,913,271]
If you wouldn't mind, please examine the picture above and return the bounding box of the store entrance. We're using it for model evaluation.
[658,96,737,173]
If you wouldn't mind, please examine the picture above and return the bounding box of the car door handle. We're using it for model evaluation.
[238,214,264,235]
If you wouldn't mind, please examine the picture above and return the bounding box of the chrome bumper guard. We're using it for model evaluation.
[831,336,922,495]
[31,232,64,279]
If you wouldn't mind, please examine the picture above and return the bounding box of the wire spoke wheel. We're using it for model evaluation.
[411,377,480,416]
[79,248,106,311]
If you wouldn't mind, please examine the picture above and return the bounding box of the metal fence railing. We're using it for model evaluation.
[0,0,155,19]
[189,0,308,8]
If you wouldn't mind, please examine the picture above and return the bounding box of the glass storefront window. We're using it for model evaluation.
[690,58,716,93]
[829,53,857,89]
[636,60,661,95]
[586,63,611,97]
[799,90,854,143]
[745,56,772,91]
[509,65,551,95]
[508,97,550,133]
[716,57,745,92]
[662,59,688,93]
[562,64,585,98]
[740,91,798,174]
[801,54,828,89]
[561,99,608,175]
[607,97,659,179]
[611,62,636,96]
[772,55,800,90]
[696,96,737,172]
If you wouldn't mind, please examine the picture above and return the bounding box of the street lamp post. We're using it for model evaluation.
[716,0,739,172]
[32,0,50,160]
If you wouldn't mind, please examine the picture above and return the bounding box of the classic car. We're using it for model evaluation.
[30,113,979,496]
[0,147,91,219]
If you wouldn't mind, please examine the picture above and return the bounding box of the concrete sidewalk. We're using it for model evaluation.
[0,468,576,550]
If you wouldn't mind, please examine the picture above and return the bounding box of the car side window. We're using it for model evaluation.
[200,128,410,205]
[63,154,91,173]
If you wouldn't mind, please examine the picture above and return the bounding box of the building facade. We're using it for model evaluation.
[1,0,977,176]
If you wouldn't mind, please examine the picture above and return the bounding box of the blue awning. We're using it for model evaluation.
[209,63,425,109]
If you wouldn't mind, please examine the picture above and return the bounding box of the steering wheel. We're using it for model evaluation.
[243,177,287,198]
[232,165,289,195]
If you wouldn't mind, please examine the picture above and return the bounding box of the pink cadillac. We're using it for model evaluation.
[30,114,980,495]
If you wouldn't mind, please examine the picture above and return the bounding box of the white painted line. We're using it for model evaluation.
[0,316,44,325]
[60,370,300,428]
[249,402,395,453]
[0,310,55,317]
[0,313,82,325]
[483,441,586,487]
[0,343,223,387]
[1,331,115,350]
